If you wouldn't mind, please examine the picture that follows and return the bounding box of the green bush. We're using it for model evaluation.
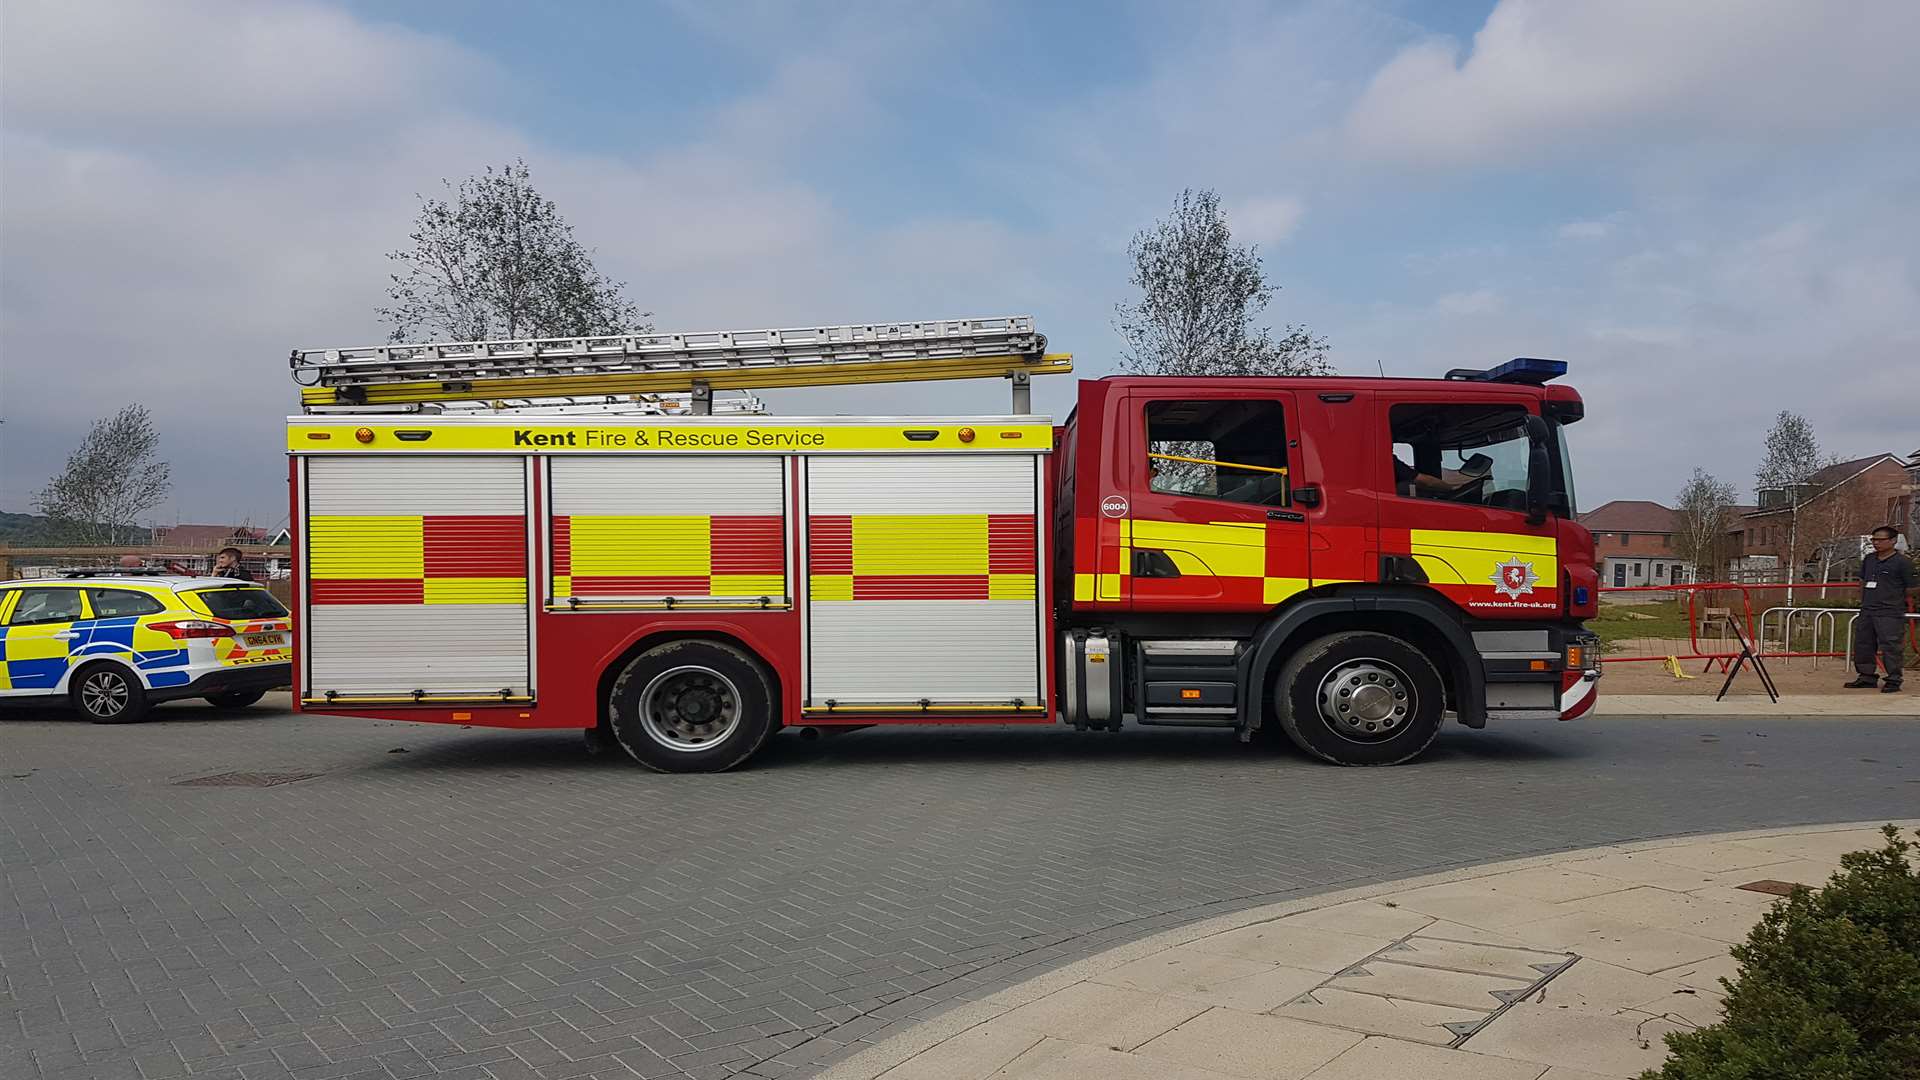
[1643,825,1920,1079]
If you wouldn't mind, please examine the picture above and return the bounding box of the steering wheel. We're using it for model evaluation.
[1441,472,1491,503]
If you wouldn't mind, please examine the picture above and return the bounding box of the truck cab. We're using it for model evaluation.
[1055,363,1599,764]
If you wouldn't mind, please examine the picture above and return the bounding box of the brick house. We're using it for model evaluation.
[149,524,270,550]
[1731,453,1910,581]
[1579,500,1700,589]
[1905,448,1920,544]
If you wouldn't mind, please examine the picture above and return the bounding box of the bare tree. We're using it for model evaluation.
[1115,188,1330,378]
[34,405,170,545]
[380,160,648,343]
[1674,467,1737,581]
[1753,411,1834,592]
[1801,480,1883,594]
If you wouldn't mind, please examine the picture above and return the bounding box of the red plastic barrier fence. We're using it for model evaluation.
[1596,581,1912,667]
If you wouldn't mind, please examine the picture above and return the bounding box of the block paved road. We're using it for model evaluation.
[4,701,1918,1080]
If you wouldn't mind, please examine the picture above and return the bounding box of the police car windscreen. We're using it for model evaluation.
[194,587,289,619]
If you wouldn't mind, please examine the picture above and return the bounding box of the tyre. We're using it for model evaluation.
[206,689,266,709]
[606,639,776,773]
[71,663,150,725]
[1273,631,1444,765]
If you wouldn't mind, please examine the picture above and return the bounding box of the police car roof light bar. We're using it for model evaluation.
[1443,357,1568,386]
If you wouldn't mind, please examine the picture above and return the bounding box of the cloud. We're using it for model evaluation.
[1342,0,1920,167]
[1433,289,1505,316]
[1226,196,1306,247]
[0,0,490,138]
[1558,220,1615,241]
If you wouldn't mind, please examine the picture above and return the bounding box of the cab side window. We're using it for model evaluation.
[8,588,84,625]
[86,589,165,618]
[1144,400,1290,507]
[1388,403,1532,511]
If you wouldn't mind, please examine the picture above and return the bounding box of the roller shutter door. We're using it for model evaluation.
[806,455,1041,706]
[304,457,530,700]
[548,457,787,606]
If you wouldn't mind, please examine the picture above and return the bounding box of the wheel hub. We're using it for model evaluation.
[1317,660,1414,742]
[83,673,129,717]
[638,666,742,752]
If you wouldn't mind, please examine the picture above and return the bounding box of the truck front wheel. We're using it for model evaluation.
[1274,632,1444,766]
[606,639,776,773]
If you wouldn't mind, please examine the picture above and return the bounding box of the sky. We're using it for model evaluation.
[2,0,1917,531]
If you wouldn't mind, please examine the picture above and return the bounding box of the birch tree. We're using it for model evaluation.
[1674,468,1737,582]
[1754,411,1831,590]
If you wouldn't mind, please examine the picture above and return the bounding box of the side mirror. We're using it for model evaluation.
[1523,415,1551,525]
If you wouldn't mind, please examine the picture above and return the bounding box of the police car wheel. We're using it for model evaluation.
[1274,632,1442,766]
[607,639,776,773]
[71,663,150,725]
[206,690,266,709]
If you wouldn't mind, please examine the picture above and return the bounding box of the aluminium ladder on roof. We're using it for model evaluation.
[290,315,1071,414]
[426,392,769,417]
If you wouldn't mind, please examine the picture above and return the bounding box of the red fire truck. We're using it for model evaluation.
[287,316,1599,771]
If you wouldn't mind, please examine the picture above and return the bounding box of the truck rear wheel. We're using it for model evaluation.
[606,639,776,773]
[1274,632,1443,766]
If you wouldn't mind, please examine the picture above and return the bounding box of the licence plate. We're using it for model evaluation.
[244,633,286,648]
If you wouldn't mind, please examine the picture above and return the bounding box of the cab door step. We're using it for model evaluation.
[1135,639,1240,726]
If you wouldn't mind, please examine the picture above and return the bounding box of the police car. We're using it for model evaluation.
[0,570,291,723]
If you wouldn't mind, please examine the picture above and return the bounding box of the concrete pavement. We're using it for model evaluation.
[818,822,1918,1080]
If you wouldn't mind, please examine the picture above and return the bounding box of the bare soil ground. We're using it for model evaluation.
[1601,653,1910,696]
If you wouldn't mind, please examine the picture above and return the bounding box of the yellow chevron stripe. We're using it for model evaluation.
[423,577,527,605]
[307,515,424,578]
[987,573,1036,600]
[711,574,785,596]
[852,515,988,575]
[1410,530,1558,585]
[810,575,854,601]
[569,515,712,575]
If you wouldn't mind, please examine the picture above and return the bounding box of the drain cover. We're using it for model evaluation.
[1281,927,1579,1048]
[1736,879,1806,896]
[175,771,319,787]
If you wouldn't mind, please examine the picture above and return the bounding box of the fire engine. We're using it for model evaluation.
[286,316,1600,771]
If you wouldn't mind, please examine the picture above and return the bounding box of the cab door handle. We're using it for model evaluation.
[53,631,81,640]
[1266,510,1305,523]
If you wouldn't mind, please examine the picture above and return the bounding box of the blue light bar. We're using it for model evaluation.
[1444,357,1567,385]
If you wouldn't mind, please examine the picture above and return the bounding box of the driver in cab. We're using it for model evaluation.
[1394,454,1481,498]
